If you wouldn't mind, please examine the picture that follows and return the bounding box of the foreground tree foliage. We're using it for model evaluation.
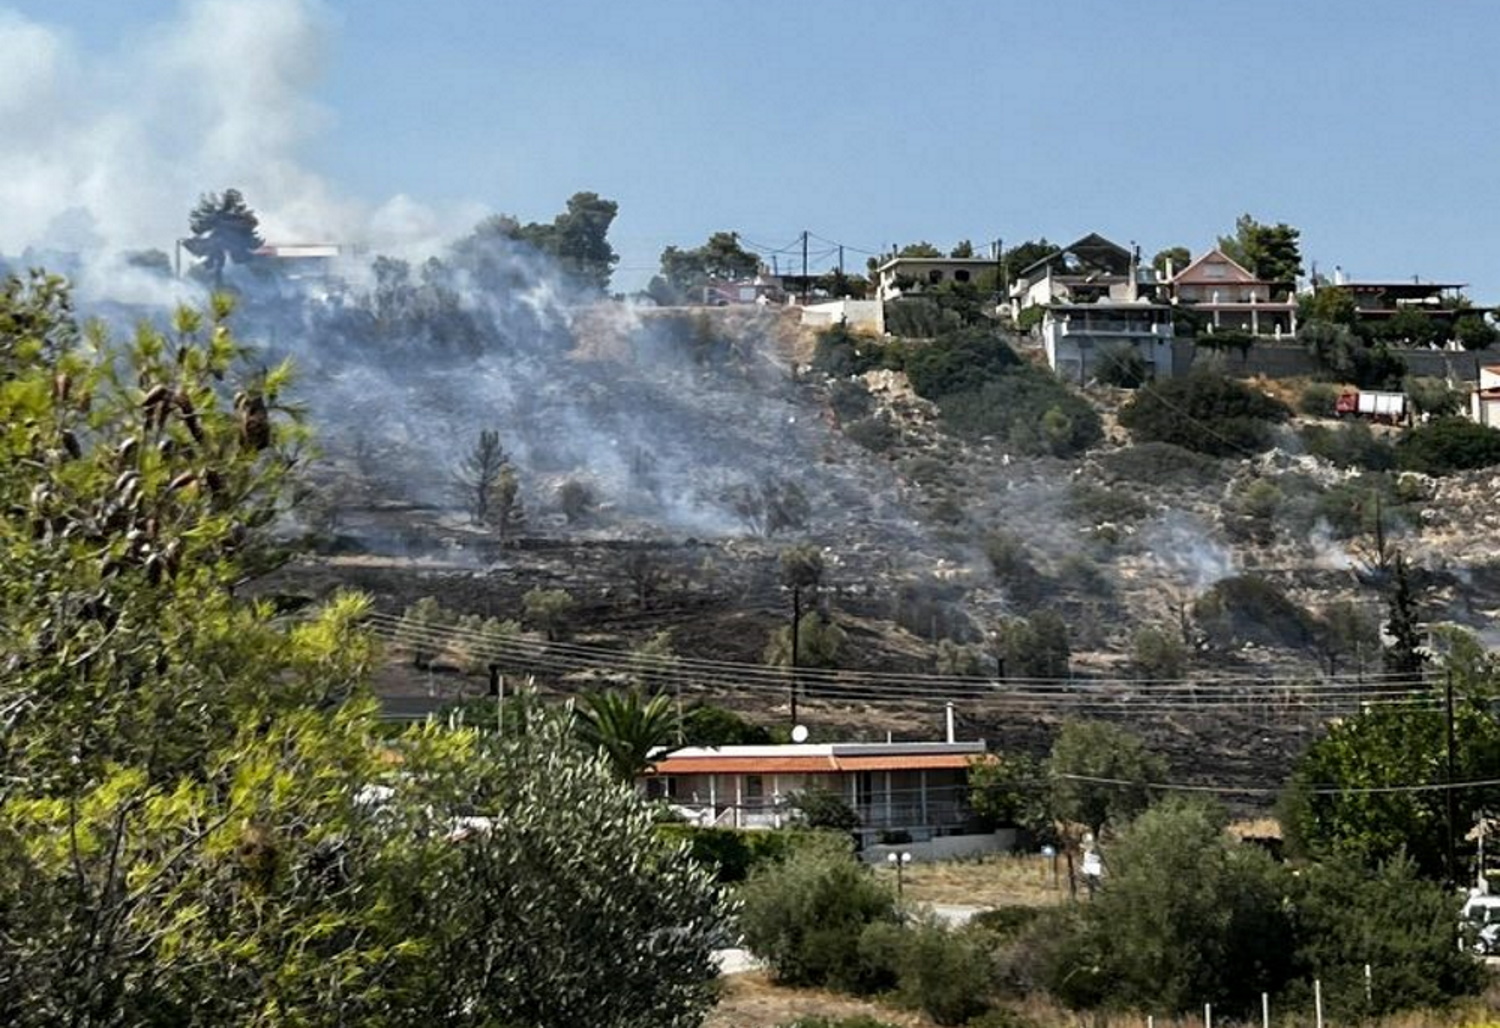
[1035,799,1480,1018]
[0,275,726,1027]
[1278,695,1500,880]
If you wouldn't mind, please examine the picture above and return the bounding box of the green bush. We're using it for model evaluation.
[1298,381,1339,417]
[1300,422,1395,471]
[1224,477,1284,544]
[1404,376,1464,418]
[811,324,884,378]
[1131,625,1188,681]
[1118,370,1290,456]
[1097,441,1224,486]
[1300,475,1408,541]
[789,787,860,832]
[940,367,1103,457]
[860,919,994,1025]
[654,825,823,883]
[999,611,1070,679]
[1193,575,1317,651]
[738,839,899,992]
[776,1018,904,1028]
[1396,417,1500,475]
[1037,798,1294,1016]
[1066,482,1149,524]
[904,328,1021,399]
[969,905,1044,940]
[1286,852,1484,1016]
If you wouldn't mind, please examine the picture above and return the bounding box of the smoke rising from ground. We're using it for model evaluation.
[0,1,476,266]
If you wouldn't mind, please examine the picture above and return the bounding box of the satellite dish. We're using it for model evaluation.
[791,724,809,743]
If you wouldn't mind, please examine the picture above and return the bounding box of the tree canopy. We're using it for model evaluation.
[183,188,264,286]
[0,274,726,1026]
[457,191,620,293]
[1217,213,1303,288]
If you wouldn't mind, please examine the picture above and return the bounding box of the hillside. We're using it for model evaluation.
[253,304,1500,807]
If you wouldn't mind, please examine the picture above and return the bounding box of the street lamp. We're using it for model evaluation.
[886,850,912,899]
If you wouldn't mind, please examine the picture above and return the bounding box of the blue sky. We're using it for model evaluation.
[6,0,1500,296]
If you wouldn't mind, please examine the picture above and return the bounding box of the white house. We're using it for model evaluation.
[1042,300,1176,384]
[1472,365,1500,428]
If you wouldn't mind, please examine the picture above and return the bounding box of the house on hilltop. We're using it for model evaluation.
[872,255,999,303]
[1166,248,1298,338]
[1008,233,1157,317]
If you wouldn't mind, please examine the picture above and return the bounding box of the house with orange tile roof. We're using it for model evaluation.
[640,739,997,853]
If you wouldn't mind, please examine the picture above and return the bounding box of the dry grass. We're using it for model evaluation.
[709,977,1500,1028]
[706,971,932,1028]
[876,852,1072,909]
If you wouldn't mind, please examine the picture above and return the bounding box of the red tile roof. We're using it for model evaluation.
[649,753,979,775]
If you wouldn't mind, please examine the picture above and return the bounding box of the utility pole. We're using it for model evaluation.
[1447,667,1459,888]
[789,584,801,725]
[801,230,809,304]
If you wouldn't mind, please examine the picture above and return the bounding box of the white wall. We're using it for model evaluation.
[862,829,1016,864]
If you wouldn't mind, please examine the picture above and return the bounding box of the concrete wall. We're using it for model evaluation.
[862,829,1017,864]
[1180,341,1487,383]
[801,299,883,334]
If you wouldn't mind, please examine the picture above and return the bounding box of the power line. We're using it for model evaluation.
[1056,771,1500,798]
[363,615,1437,714]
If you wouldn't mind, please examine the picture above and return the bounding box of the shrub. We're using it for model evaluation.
[1131,625,1188,680]
[739,839,899,992]
[970,905,1045,940]
[790,787,861,832]
[940,368,1102,457]
[904,327,1021,400]
[1300,422,1396,471]
[1224,477,1284,544]
[1454,313,1497,351]
[1396,417,1500,475]
[811,324,883,378]
[842,416,899,453]
[555,478,595,523]
[1097,441,1224,486]
[521,587,576,641]
[1066,483,1149,524]
[826,378,874,422]
[682,704,773,746]
[1298,381,1339,417]
[776,1017,904,1028]
[863,918,995,1025]
[1193,575,1317,651]
[1037,798,1294,1016]
[1287,852,1484,1015]
[999,611,1069,679]
[655,825,822,883]
[1405,376,1464,418]
[1118,370,1290,456]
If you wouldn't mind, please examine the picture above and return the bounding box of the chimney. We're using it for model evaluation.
[945,702,956,744]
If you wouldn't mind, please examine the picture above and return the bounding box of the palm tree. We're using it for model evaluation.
[574,688,679,781]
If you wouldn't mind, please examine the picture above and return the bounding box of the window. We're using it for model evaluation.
[954,269,971,283]
[927,269,944,285]
[745,775,764,807]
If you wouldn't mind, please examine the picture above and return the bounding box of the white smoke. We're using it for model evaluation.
[0,1,472,262]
